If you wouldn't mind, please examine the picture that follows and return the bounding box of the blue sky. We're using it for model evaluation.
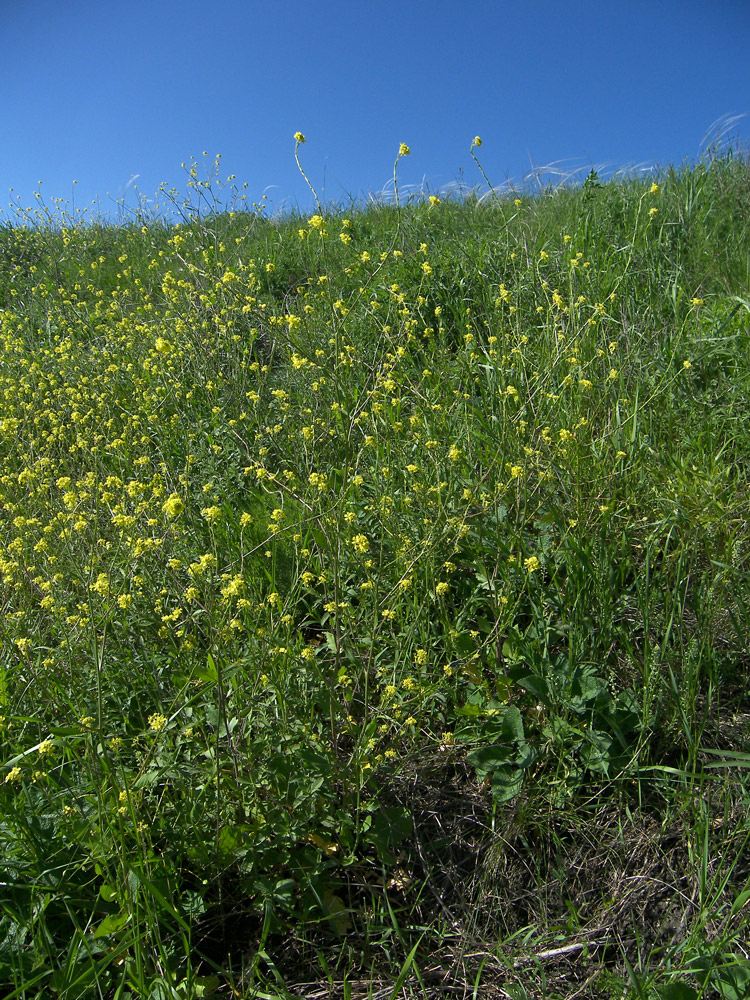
[1,0,748,221]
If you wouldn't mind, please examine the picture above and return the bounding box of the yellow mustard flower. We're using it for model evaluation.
[352,534,370,554]
[148,713,167,733]
[162,494,184,518]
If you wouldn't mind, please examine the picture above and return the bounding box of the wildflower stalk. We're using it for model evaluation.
[469,135,498,202]
[294,132,322,216]
[393,142,411,211]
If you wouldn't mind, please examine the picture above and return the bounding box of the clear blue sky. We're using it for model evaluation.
[2,0,748,220]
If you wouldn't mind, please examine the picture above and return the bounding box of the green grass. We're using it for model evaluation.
[1,138,750,999]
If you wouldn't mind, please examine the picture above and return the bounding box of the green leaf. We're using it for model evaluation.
[93,911,130,938]
[710,960,750,1000]
[191,975,221,998]
[729,888,750,917]
[99,883,118,902]
[467,707,526,776]
[321,889,351,936]
[656,983,699,999]
[455,702,483,717]
[273,878,297,907]
[388,934,424,1000]
[466,744,514,774]
[502,640,521,665]
[502,705,525,742]
[491,766,524,803]
[197,653,219,684]
[702,749,750,769]
[365,807,413,862]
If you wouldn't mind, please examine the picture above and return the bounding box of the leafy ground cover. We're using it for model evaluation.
[1,138,750,999]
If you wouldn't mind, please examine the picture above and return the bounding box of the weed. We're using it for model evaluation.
[0,134,749,999]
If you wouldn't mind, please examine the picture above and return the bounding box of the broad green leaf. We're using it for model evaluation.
[93,911,130,938]
[492,766,524,803]
[502,705,525,742]
[321,890,351,936]
[466,744,514,773]
[657,983,699,1000]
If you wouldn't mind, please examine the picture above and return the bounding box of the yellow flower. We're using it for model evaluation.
[294,132,306,143]
[398,143,411,156]
[4,767,22,784]
[524,556,540,574]
[162,493,184,518]
[649,207,658,217]
[472,136,482,147]
[682,360,692,369]
[201,505,222,525]
[650,182,659,194]
[148,713,167,733]
[90,573,110,596]
[429,195,441,205]
[436,582,450,597]
[352,534,370,554]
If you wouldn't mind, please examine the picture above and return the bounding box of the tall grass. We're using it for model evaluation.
[0,137,749,999]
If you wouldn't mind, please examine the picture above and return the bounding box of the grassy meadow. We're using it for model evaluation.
[1,138,750,999]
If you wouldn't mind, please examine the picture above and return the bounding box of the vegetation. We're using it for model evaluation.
[1,136,750,999]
